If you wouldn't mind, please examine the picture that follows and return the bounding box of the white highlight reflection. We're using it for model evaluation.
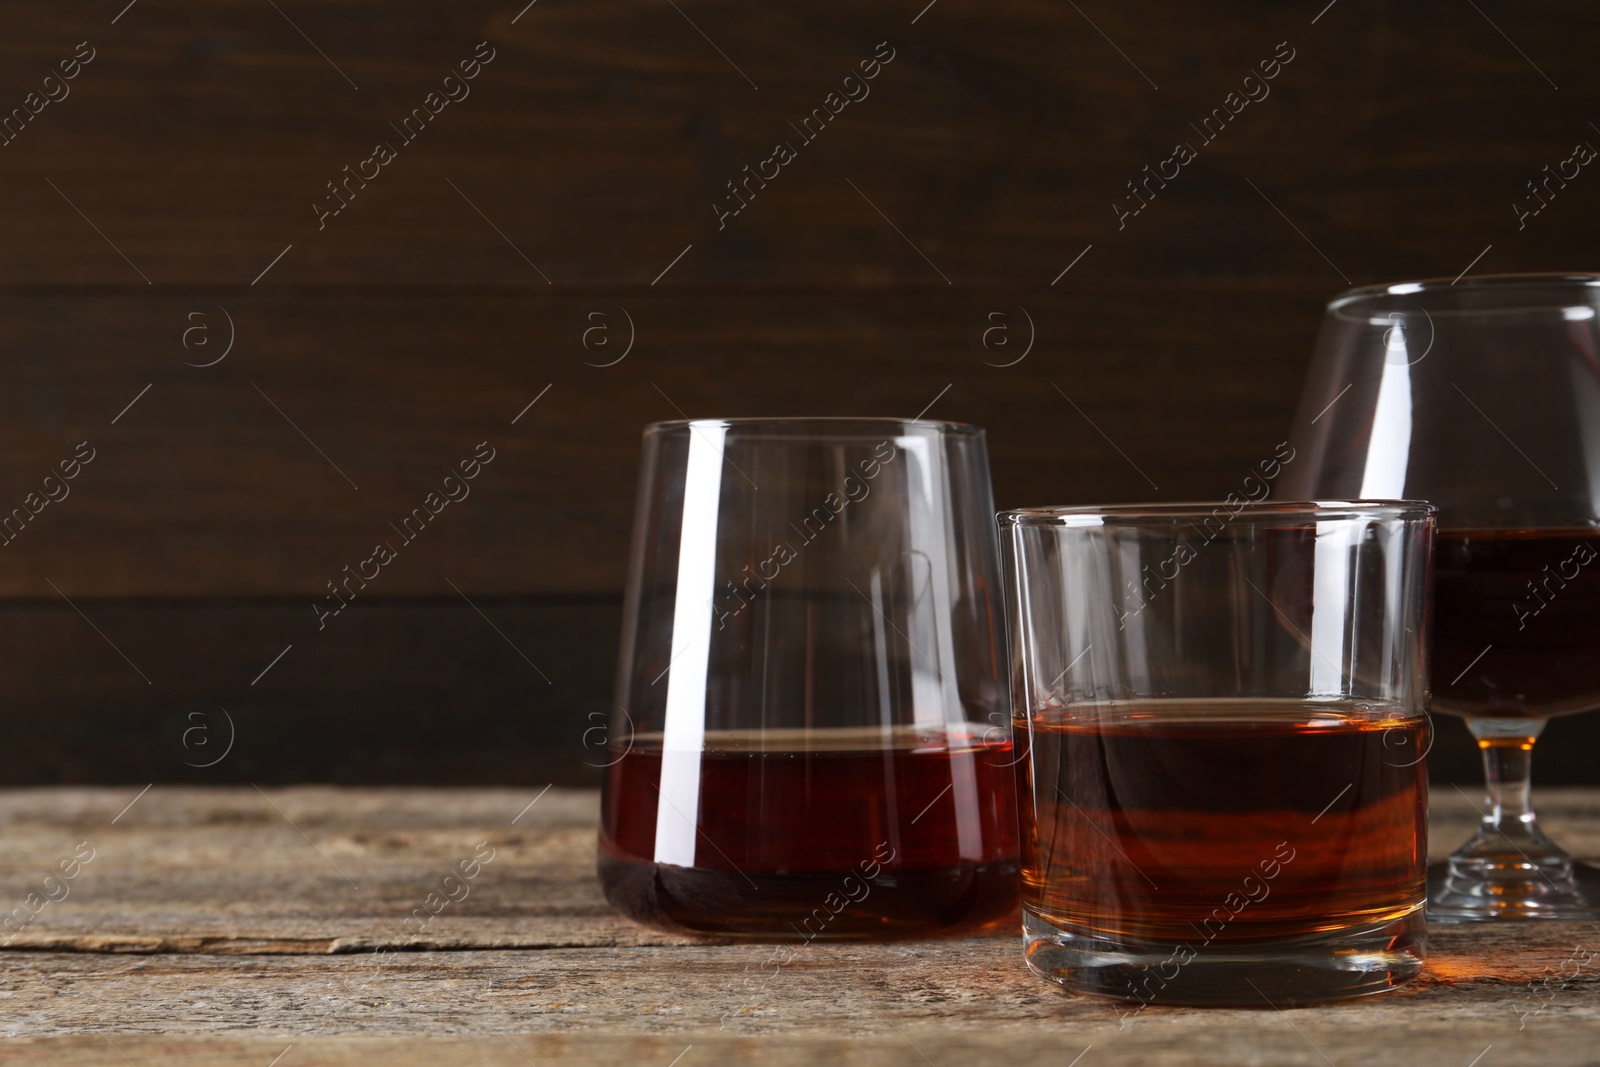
[1309,520,1355,697]
[654,424,727,867]
[1358,341,1413,499]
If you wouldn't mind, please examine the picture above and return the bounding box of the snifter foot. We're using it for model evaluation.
[1429,721,1600,922]
[1427,856,1600,923]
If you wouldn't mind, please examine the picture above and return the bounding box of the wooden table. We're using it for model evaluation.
[0,786,1596,1065]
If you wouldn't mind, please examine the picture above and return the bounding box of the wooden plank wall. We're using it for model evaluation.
[0,0,1595,783]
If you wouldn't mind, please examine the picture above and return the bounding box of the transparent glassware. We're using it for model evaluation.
[1000,500,1434,1006]
[599,418,1019,938]
[1283,274,1600,922]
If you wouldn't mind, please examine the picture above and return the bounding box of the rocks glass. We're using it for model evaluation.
[600,418,1019,938]
[1000,500,1434,1006]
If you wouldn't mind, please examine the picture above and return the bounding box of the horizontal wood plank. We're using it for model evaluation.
[0,601,619,787]
[0,284,1319,599]
[0,598,1594,787]
[6,785,1597,952]
[0,787,1592,1064]
[0,1028,1587,1067]
[0,2,1592,287]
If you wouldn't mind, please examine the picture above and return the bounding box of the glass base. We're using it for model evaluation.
[1021,908,1425,1008]
[598,849,1022,939]
[1428,856,1600,922]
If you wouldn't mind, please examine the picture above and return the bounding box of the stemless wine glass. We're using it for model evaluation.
[1284,273,1600,921]
[599,418,1019,938]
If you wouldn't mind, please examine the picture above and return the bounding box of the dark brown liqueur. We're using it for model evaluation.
[1434,527,1600,718]
[599,726,1020,938]
[1017,702,1427,944]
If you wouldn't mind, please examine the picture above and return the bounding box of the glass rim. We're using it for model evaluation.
[643,416,983,436]
[998,499,1437,527]
[1326,272,1600,312]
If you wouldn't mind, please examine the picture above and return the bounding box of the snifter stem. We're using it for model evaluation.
[1475,721,1549,843]
[1459,718,1564,863]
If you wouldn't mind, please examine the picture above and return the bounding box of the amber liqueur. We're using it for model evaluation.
[599,725,1020,938]
[1434,527,1600,718]
[1016,700,1428,946]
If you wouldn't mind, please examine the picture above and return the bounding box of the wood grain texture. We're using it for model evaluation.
[0,1,1592,287]
[0,601,619,787]
[0,0,1597,788]
[0,284,1319,599]
[0,0,1596,602]
[9,784,1596,952]
[8,595,1591,788]
[0,787,1594,1064]
[0,1030,1591,1067]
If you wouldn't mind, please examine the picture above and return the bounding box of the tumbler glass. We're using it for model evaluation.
[1000,500,1434,1006]
[600,418,1019,938]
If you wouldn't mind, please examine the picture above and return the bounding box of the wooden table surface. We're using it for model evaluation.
[0,786,1596,1065]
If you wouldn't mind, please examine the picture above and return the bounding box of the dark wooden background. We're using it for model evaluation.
[0,0,1596,785]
